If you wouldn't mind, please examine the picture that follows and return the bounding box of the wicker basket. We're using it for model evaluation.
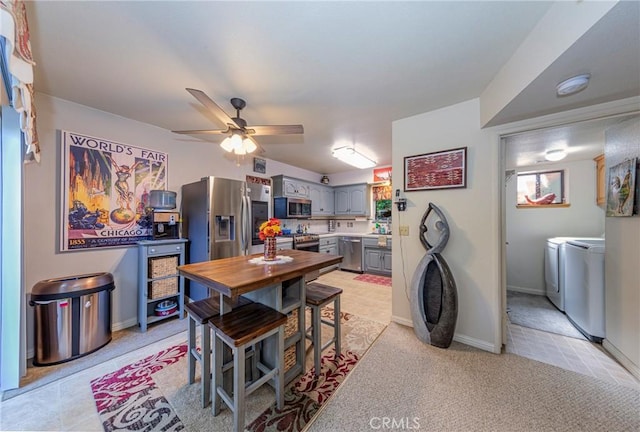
[148,278,178,299]
[149,256,178,278]
[284,309,298,339]
[284,346,296,372]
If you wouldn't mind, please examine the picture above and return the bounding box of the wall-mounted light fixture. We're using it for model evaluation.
[556,74,590,97]
[331,146,376,169]
[545,149,567,162]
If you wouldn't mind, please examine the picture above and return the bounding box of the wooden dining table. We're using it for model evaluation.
[177,249,343,383]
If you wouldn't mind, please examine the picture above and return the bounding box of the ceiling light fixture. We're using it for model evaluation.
[332,146,376,169]
[545,149,567,162]
[220,131,257,155]
[556,74,590,97]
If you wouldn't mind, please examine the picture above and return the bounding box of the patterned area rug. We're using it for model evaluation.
[91,310,386,431]
[353,274,392,287]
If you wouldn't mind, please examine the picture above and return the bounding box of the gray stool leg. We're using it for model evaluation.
[212,332,223,416]
[200,323,211,408]
[312,305,322,377]
[334,297,341,359]
[187,315,196,384]
[276,327,285,409]
[233,345,246,432]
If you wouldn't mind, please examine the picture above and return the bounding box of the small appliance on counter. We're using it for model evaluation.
[149,190,181,240]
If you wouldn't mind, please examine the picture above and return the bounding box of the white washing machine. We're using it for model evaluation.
[545,237,602,312]
[565,238,605,342]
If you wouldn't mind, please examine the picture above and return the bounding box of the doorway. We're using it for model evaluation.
[500,112,639,388]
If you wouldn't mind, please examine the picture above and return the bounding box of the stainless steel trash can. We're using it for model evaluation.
[30,272,115,366]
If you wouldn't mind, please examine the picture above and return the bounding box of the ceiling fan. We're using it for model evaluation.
[172,88,304,155]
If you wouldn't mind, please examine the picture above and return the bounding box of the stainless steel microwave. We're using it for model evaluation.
[273,197,312,219]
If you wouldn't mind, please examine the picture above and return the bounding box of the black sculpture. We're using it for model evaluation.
[410,203,458,348]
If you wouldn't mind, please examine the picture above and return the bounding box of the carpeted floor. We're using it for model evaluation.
[1,316,187,401]
[506,291,585,339]
[308,323,640,432]
[89,310,386,432]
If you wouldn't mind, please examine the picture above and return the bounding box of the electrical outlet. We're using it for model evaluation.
[399,225,410,236]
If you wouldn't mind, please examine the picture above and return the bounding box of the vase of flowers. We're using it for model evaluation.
[259,218,282,261]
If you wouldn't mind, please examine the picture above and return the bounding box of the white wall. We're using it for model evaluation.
[603,116,640,378]
[22,93,322,354]
[392,98,501,352]
[506,159,605,294]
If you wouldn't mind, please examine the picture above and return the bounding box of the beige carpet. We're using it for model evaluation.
[307,323,640,432]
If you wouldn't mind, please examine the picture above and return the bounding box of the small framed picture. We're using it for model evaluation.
[253,157,266,174]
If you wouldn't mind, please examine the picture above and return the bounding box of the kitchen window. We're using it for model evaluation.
[516,170,567,207]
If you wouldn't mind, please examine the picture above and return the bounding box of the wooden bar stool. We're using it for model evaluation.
[305,282,343,378]
[209,302,287,432]
[185,295,252,408]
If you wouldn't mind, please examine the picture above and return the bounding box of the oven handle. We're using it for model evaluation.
[296,241,320,248]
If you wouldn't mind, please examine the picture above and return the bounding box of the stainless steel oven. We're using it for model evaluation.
[248,182,272,247]
[293,234,320,281]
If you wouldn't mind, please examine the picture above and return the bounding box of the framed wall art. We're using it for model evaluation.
[404,147,467,191]
[253,157,266,174]
[606,158,637,217]
[60,130,168,251]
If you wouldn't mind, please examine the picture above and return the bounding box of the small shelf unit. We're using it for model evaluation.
[137,239,188,332]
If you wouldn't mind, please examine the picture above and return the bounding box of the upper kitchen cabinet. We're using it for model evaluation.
[594,154,605,207]
[309,183,334,216]
[272,175,310,198]
[334,184,370,216]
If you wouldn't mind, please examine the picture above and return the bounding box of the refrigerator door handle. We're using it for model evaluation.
[241,195,251,255]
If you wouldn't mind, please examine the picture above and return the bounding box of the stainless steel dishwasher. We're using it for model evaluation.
[338,237,363,273]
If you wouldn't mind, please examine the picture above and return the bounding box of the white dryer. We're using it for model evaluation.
[565,238,605,342]
[545,237,602,312]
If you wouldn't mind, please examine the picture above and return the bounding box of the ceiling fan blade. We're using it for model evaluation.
[247,125,304,136]
[185,88,239,128]
[171,128,229,135]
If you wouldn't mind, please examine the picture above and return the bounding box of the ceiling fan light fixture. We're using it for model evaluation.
[242,137,257,153]
[556,74,590,97]
[332,146,376,169]
[545,149,567,162]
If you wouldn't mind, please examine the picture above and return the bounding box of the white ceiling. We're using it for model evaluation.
[25,1,639,174]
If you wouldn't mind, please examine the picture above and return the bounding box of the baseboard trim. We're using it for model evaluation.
[113,317,138,332]
[507,285,545,296]
[603,339,640,381]
[390,315,499,353]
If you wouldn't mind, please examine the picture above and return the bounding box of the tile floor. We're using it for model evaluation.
[505,320,639,390]
[3,271,637,431]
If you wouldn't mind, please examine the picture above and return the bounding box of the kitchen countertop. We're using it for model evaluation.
[318,232,392,238]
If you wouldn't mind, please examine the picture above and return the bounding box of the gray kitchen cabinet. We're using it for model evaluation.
[272,175,310,198]
[334,184,370,216]
[319,236,339,273]
[309,183,334,215]
[137,239,187,332]
[362,236,392,276]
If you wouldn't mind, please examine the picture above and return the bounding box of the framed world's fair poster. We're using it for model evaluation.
[60,130,168,251]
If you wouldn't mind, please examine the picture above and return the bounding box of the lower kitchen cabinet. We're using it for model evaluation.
[362,237,392,276]
[319,236,339,273]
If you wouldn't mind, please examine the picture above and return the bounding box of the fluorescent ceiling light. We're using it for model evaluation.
[332,146,376,169]
[556,74,590,97]
[545,149,567,161]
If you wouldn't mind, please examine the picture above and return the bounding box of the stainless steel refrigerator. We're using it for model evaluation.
[181,176,272,301]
